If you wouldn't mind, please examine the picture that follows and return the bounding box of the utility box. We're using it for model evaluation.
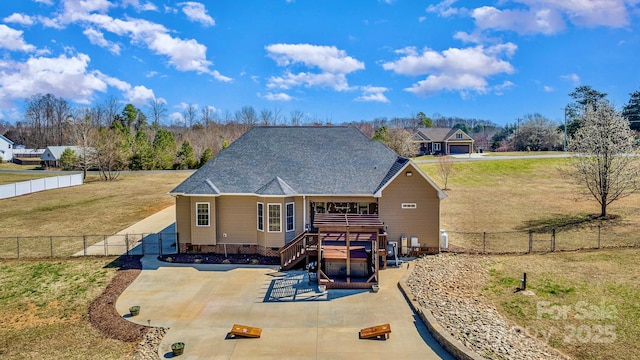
[400,234,408,256]
[440,229,449,250]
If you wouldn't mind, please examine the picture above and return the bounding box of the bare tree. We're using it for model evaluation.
[259,108,273,125]
[182,103,198,128]
[69,108,97,179]
[437,155,454,190]
[374,126,418,157]
[272,107,282,125]
[147,98,167,128]
[103,95,121,127]
[567,103,640,218]
[201,106,216,127]
[289,110,305,126]
[235,106,257,130]
[95,127,128,181]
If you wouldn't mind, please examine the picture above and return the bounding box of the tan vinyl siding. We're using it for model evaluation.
[190,196,216,245]
[175,195,191,245]
[378,165,440,248]
[216,195,258,244]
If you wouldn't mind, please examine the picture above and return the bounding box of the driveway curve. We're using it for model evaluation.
[116,256,453,359]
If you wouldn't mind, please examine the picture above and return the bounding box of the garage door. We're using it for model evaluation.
[449,145,470,154]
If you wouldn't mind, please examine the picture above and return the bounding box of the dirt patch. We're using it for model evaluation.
[88,256,148,342]
[158,253,280,265]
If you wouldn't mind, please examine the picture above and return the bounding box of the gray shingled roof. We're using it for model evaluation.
[171,126,408,196]
[416,128,457,142]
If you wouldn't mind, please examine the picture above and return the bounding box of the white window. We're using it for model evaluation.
[402,203,417,209]
[196,202,210,226]
[456,133,463,139]
[268,203,281,232]
[433,143,441,151]
[257,202,264,231]
[286,202,295,232]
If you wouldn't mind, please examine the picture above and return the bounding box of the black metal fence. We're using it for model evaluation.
[446,226,640,254]
[0,232,178,259]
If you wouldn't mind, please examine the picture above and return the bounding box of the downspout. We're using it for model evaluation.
[303,195,307,231]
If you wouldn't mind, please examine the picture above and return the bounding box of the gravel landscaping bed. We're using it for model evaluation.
[406,254,568,360]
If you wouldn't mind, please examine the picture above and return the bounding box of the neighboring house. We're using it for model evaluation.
[0,134,14,162]
[170,126,447,288]
[414,127,475,155]
[41,146,90,168]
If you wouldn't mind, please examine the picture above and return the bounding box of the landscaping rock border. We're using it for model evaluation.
[401,254,569,360]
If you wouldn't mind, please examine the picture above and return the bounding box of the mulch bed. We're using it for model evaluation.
[158,253,280,265]
[87,253,280,344]
[88,255,148,342]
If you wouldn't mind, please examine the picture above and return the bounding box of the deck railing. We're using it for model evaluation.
[279,231,319,270]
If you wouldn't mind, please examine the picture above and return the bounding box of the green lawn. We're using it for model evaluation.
[481,249,640,360]
[419,157,640,359]
[419,158,640,252]
[0,258,135,359]
[0,172,61,185]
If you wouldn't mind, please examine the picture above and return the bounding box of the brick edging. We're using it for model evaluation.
[397,262,485,360]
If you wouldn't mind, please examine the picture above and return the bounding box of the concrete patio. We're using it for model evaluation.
[116,256,453,359]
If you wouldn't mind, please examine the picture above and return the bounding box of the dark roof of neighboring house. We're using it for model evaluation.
[415,127,474,142]
[172,126,443,197]
[0,134,14,144]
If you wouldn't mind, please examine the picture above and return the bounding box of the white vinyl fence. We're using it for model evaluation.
[0,173,83,199]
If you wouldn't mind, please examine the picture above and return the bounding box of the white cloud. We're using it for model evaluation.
[125,85,155,105]
[34,0,54,5]
[493,80,514,95]
[3,13,35,26]
[355,86,390,103]
[122,0,158,11]
[83,28,121,54]
[426,0,465,17]
[266,44,364,74]
[178,2,215,26]
[471,6,565,34]
[383,44,516,96]
[460,1,635,36]
[146,71,159,78]
[418,16,426,22]
[267,72,350,91]
[0,53,106,103]
[40,1,230,81]
[262,92,293,101]
[520,0,632,28]
[0,25,36,52]
[169,111,185,124]
[265,43,364,91]
[561,73,581,85]
[0,52,154,107]
[543,85,554,92]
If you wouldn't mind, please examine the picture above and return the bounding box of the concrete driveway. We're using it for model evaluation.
[116,257,453,359]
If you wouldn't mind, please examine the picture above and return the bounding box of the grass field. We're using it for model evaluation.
[0,172,61,185]
[0,258,135,359]
[481,249,640,360]
[420,157,640,359]
[0,172,190,237]
[0,162,41,171]
[0,171,190,359]
[419,158,640,252]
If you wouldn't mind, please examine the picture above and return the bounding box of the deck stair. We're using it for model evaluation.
[278,231,318,270]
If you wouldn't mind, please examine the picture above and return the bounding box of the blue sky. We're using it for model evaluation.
[1,0,639,126]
